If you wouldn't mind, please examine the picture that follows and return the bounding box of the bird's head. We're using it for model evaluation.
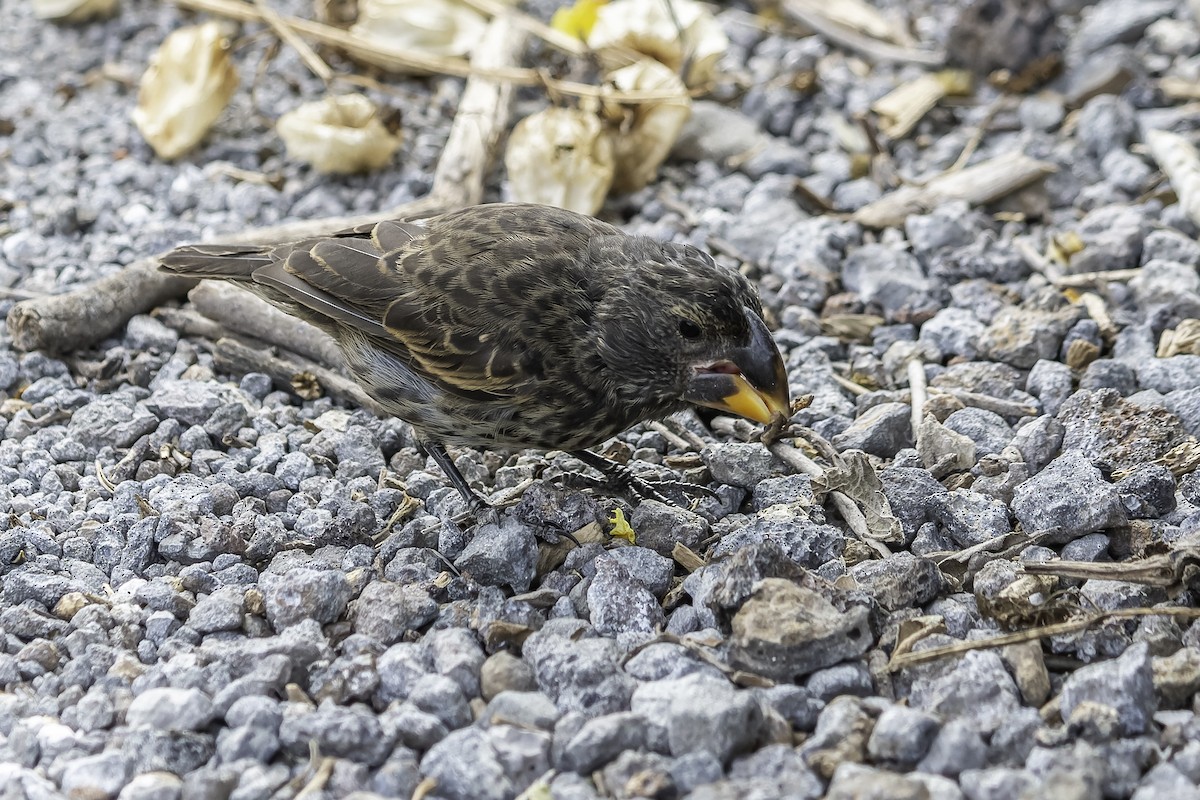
[590,237,790,426]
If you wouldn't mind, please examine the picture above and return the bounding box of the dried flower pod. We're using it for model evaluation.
[505,107,614,215]
[276,93,401,174]
[605,60,691,193]
[588,0,728,87]
[349,0,487,65]
[132,22,239,160]
[32,0,118,23]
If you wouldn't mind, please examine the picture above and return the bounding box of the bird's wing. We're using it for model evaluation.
[255,208,606,400]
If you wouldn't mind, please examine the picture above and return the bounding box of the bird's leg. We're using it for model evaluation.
[423,441,499,526]
[568,449,716,508]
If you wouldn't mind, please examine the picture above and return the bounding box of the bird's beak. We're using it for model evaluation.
[683,308,790,425]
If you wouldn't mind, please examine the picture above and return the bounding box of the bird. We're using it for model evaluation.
[160,203,790,512]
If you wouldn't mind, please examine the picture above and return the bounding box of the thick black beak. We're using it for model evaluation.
[682,308,790,425]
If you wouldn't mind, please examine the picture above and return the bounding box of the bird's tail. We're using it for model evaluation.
[159,244,274,281]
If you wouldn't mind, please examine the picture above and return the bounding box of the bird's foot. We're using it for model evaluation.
[450,496,501,530]
[556,461,715,509]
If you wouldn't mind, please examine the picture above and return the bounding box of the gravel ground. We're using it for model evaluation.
[3,0,1200,798]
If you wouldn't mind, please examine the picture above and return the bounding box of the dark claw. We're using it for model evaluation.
[565,449,715,509]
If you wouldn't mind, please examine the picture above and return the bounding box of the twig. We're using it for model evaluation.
[172,0,675,104]
[944,94,1011,173]
[907,359,926,435]
[780,0,945,66]
[888,607,1200,671]
[1146,129,1200,228]
[457,0,587,56]
[213,336,385,413]
[1049,268,1143,288]
[852,152,1055,229]
[7,13,526,354]
[769,439,875,545]
[187,282,344,368]
[252,0,333,83]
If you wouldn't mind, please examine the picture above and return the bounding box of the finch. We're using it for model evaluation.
[160,203,790,509]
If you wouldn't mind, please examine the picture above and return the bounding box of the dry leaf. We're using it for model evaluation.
[33,0,117,22]
[349,0,489,64]
[505,107,614,214]
[604,59,691,193]
[132,22,239,160]
[276,93,401,174]
[814,448,903,543]
[588,0,728,87]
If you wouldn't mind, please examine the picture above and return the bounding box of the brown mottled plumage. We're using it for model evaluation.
[160,203,789,508]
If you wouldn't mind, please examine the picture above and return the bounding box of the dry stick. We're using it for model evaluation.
[768,440,873,543]
[187,282,344,367]
[252,0,334,83]
[780,0,945,66]
[1146,128,1200,229]
[214,336,386,414]
[888,607,1200,671]
[907,358,926,435]
[7,13,525,355]
[852,152,1055,229]
[173,0,676,104]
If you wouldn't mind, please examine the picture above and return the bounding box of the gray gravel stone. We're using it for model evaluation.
[454,516,538,592]
[628,500,710,557]
[832,402,913,457]
[942,408,1014,458]
[59,751,132,799]
[261,567,352,631]
[929,490,1011,548]
[117,772,183,800]
[1068,204,1152,274]
[701,442,785,488]
[419,727,515,800]
[867,705,941,765]
[1011,451,1127,543]
[126,687,215,732]
[631,672,764,765]
[354,581,437,644]
[850,552,943,611]
[1061,642,1156,736]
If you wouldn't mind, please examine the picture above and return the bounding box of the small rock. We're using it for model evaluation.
[586,554,665,637]
[1060,642,1156,736]
[850,552,943,611]
[127,687,215,732]
[702,442,785,488]
[631,672,764,765]
[261,568,352,631]
[453,515,537,591]
[629,500,710,557]
[1115,464,1177,519]
[832,402,913,457]
[480,653,536,701]
[1011,451,1127,543]
[59,751,132,799]
[354,581,437,644]
[728,578,872,680]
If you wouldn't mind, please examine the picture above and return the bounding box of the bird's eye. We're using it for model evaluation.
[678,319,702,339]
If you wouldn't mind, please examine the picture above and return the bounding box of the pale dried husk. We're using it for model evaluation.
[276,93,401,174]
[588,0,728,87]
[605,60,691,193]
[132,22,239,160]
[349,0,496,66]
[32,0,118,23]
[505,107,614,215]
